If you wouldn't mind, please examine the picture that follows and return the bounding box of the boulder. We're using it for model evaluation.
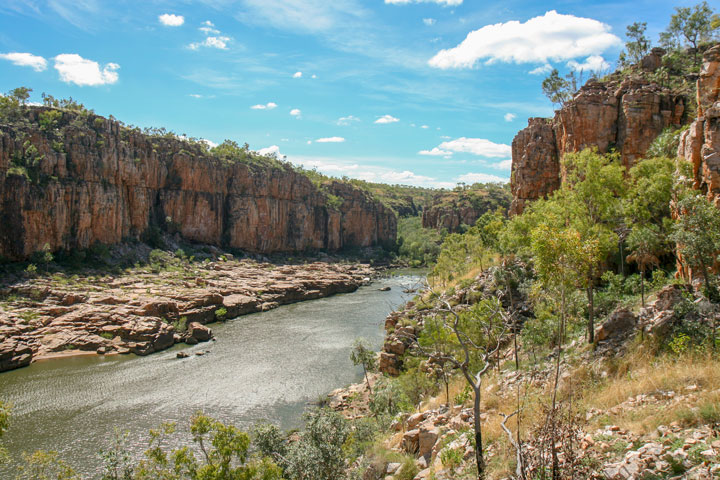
[418,424,440,459]
[188,322,212,342]
[596,308,637,342]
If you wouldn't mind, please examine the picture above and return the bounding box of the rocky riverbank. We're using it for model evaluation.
[0,258,374,372]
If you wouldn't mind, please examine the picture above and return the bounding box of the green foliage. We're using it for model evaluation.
[646,127,688,159]
[660,2,718,53]
[395,216,444,267]
[215,307,228,322]
[39,110,63,132]
[325,194,344,210]
[14,450,79,480]
[619,22,651,66]
[671,193,720,301]
[439,447,463,470]
[542,69,572,106]
[368,378,411,428]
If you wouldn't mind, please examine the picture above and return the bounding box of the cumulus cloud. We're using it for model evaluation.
[504,113,516,122]
[428,10,621,69]
[386,0,462,5]
[423,18,436,26]
[159,13,184,26]
[456,172,508,184]
[0,52,47,71]
[567,55,610,72]
[190,36,231,50]
[337,115,360,126]
[375,115,399,124]
[490,159,513,170]
[419,147,452,156]
[421,125,429,129]
[293,71,303,78]
[316,137,345,143]
[439,137,511,158]
[202,139,218,149]
[251,102,278,110]
[54,54,119,86]
[290,108,302,117]
[529,63,553,75]
[258,145,281,156]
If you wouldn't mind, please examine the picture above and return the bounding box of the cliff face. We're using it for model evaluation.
[0,109,396,260]
[510,66,687,215]
[678,45,720,203]
[421,184,511,232]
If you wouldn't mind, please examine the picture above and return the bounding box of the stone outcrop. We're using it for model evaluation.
[0,259,374,372]
[510,57,687,215]
[421,185,511,231]
[0,108,396,260]
[678,44,720,204]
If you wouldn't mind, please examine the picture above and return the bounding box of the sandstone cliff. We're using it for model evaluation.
[421,183,511,232]
[0,108,396,260]
[510,54,687,215]
[678,45,720,203]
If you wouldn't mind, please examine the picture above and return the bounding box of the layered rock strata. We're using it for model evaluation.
[511,65,687,214]
[678,45,720,203]
[0,260,373,372]
[0,108,396,260]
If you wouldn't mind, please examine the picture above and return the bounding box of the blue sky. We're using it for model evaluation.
[0,0,695,188]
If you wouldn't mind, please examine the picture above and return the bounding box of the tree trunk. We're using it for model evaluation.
[587,279,595,344]
[473,386,485,479]
[551,287,566,480]
[363,366,372,395]
[641,267,645,307]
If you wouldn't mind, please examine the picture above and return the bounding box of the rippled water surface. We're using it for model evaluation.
[0,271,423,477]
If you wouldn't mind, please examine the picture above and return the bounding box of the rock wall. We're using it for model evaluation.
[510,63,687,215]
[678,45,720,203]
[421,185,511,232]
[0,108,396,260]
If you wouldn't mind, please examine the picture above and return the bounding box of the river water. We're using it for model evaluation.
[0,270,423,477]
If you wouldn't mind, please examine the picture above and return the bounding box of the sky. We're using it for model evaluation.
[0,0,697,189]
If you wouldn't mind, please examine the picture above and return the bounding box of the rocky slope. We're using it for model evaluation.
[0,107,396,261]
[0,256,374,372]
[678,44,720,205]
[510,49,688,215]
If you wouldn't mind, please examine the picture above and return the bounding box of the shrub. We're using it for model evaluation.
[215,307,228,322]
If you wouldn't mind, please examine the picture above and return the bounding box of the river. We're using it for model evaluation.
[0,270,423,477]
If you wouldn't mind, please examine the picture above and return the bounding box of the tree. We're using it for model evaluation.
[350,339,377,395]
[542,69,572,107]
[626,226,662,307]
[407,296,507,479]
[660,2,719,66]
[671,194,720,302]
[620,22,651,66]
[283,409,349,480]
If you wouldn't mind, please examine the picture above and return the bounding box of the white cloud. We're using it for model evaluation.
[567,55,609,72]
[490,159,513,170]
[419,147,452,156]
[258,145,281,156]
[290,108,302,117]
[190,36,231,50]
[251,102,278,110]
[293,71,303,78]
[316,137,346,143]
[439,137,511,158]
[529,63,553,75]
[375,114,399,124]
[456,172,508,184]
[311,74,317,79]
[428,10,621,69]
[200,26,220,34]
[386,0,462,5]
[189,94,203,98]
[0,52,47,71]
[423,18,436,26]
[202,138,218,149]
[159,13,184,26]
[53,54,119,86]
[504,113,516,122]
[337,115,360,126]
[440,135,451,139]
[421,125,429,129]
